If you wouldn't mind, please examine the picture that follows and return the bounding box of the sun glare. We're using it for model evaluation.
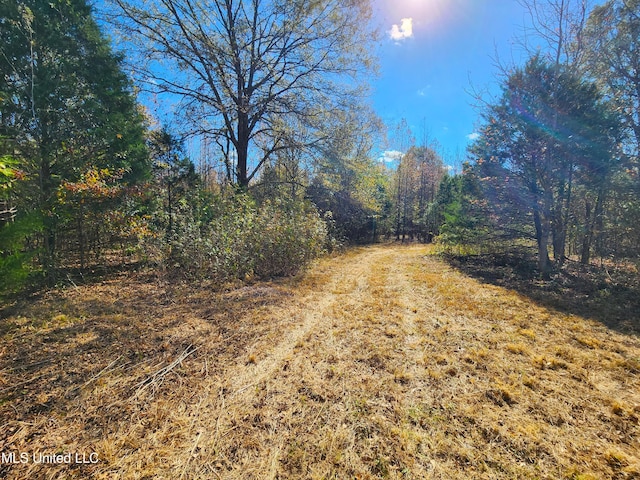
[385,0,454,37]
[395,0,448,16]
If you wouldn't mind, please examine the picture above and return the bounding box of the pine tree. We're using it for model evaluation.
[0,0,149,278]
[470,55,623,273]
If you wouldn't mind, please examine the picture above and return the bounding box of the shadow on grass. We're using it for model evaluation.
[0,271,294,423]
[442,250,640,336]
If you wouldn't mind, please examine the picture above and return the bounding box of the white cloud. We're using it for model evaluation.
[379,150,403,163]
[417,85,432,97]
[466,132,481,141]
[389,18,413,41]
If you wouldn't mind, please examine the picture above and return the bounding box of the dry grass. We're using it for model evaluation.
[0,244,639,479]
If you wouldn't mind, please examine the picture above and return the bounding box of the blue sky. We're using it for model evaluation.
[372,0,530,168]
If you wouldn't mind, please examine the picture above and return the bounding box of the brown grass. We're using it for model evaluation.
[0,244,639,479]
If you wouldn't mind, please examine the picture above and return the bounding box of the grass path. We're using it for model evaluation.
[1,245,639,479]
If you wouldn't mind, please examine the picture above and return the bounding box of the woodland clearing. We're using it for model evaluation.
[0,244,639,479]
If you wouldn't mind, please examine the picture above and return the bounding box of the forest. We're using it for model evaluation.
[1,0,640,479]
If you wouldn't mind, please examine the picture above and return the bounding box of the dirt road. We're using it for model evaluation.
[1,245,639,479]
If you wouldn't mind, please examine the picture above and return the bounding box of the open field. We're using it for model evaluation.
[1,244,639,479]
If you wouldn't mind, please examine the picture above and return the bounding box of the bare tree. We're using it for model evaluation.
[583,0,640,156]
[517,0,593,70]
[108,0,376,189]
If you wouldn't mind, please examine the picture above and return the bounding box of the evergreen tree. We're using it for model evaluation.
[583,0,640,261]
[0,0,148,274]
[432,170,493,253]
[0,0,148,277]
[470,55,623,273]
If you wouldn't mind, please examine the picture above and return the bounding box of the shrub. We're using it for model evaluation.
[252,197,327,277]
[0,214,43,297]
[153,192,328,282]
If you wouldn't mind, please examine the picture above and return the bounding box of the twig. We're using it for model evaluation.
[66,274,78,289]
[307,403,327,432]
[232,382,258,396]
[0,372,48,394]
[66,355,124,395]
[604,267,614,283]
[213,389,226,446]
[133,345,199,397]
[0,358,52,374]
[180,430,203,480]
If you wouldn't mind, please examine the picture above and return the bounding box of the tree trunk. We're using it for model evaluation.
[593,188,605,262]
[582,186,606,265]
[236,112,250,190]
[531,181,552,275]
[581,200,592,264]
[534,201,551,276]
[78,199,85,271]
[552,204,566,266]
[553,166,572,267]
[39,150,57,277]
[167,177,173,237]
[395,166,403,240]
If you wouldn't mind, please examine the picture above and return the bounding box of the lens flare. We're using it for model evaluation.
[382,0,466,39]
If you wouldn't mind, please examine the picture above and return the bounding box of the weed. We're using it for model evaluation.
[486,383,518,406]
[518,328,536,340]
[393,369,412,385]
[565,468,599,480]
[604,449,629,469]
[522,375,538,390]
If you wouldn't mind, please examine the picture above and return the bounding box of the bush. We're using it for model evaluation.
[0,214,43,297]
[153,192,328,282]
[253,197,327,277]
